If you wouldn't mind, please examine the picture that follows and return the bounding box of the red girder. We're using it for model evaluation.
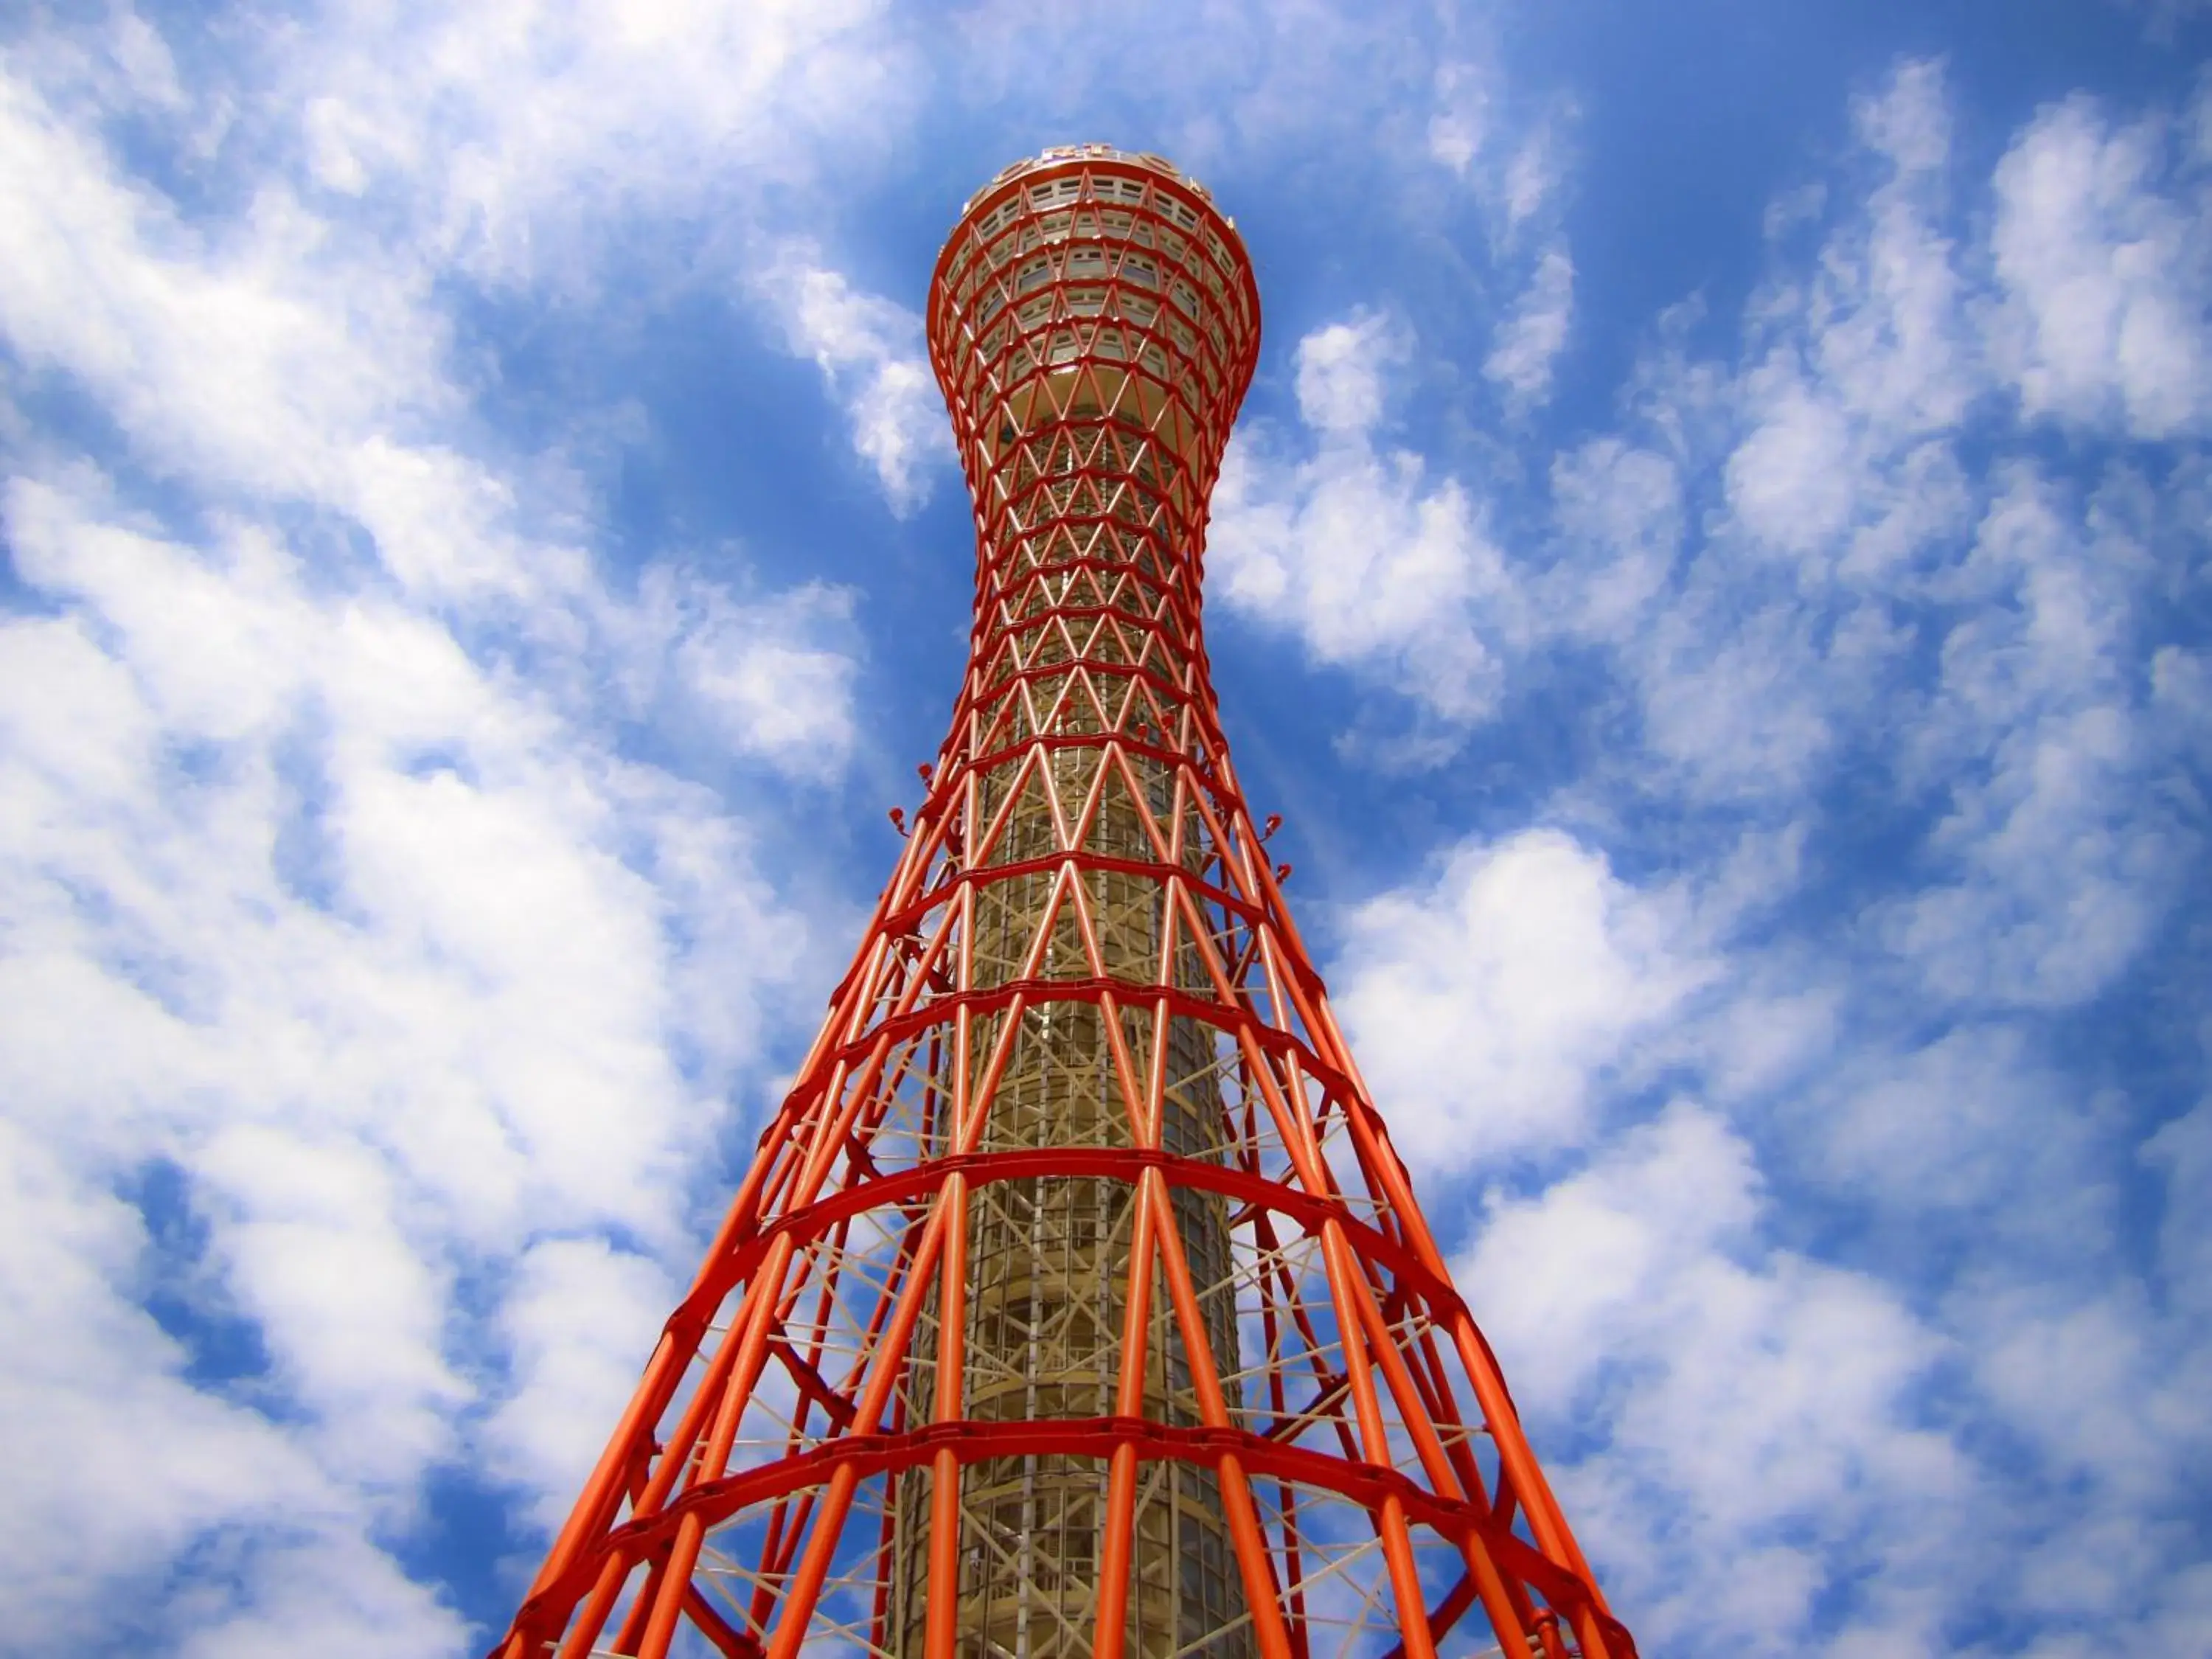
[490,146,1634,1659]
[512,1419,1633,1654]
[667,1147,1458,1351]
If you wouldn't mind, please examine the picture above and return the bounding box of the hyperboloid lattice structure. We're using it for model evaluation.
[492,145,1636,1659]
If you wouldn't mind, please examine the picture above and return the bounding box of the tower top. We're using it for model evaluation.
[935,145,1252,292]
[959,143,1222,215]
[928,147,1262,501]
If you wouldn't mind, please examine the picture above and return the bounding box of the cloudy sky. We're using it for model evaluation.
[2,1,2209,1655]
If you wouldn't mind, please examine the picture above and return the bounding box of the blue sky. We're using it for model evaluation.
[1,2,2208,1655]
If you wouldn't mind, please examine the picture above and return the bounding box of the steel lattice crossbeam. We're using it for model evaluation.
[490,145,1637,1659]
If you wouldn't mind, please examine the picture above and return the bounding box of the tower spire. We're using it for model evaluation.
[492,145,1635,1659]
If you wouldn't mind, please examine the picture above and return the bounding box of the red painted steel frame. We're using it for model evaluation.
[490,146,1635,1659]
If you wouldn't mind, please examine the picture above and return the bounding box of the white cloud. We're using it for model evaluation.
[1484,244,1574,405]
[1855,52,1952,174]
[271,0,916,285]
[1366,824,2208,1657]
[1585,58,2191,860]
[88,0,936,517]
[1717,61,1977,574]
[0,1118,396,1652]
[1293,311,1402,434]
[677,594,861,771]
[1279,46,2212,1659]
[170,1533,469,1659]
[0,79,471,581]
[1891,700,2169,1006]
[1989,92,2212,438]
[0,470,842,1602]
[2154,641,2212,764]
[0,10,872,1644]
[196,1125,470,1489]
[2145,1096,2212,1315]
[1332,830,1709,1172]
[1217,61,1994,767]
[1944,1250,2212,1638]
[1426,60,1490,176]
[1885,465,2179,1008]
[613,563,862,779]
[1767,1023,2136,1298]
[753,244,947,513]
[1211,315,1520,724]
[1332,52,2212,1622]
[1723,381,1857,553]
[1425,49,1565,236]
[1546,438,1682,640]
[484,1237,679,1532]
[1967,1279,2209,1509]
[1632,597,1844,800]
[1457,1103,1963,1654]
[1458,1104,1761,1408]
[1500,128,1562,232]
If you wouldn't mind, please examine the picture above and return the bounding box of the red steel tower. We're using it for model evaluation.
[493,145,1635,1659]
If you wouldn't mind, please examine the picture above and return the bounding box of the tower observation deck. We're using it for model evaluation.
[491,145,1636,1659]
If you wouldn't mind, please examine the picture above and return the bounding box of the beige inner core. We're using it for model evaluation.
[888,404,1252,1659]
